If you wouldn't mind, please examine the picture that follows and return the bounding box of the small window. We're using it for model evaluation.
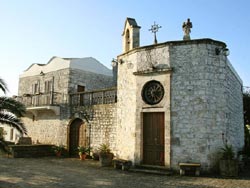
[77,85,85,92]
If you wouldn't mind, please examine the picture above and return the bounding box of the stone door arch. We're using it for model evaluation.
[68,118,87,156]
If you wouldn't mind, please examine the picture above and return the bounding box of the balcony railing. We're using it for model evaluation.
[16,88,117,108]
[70,87,117,106]
[16,92,64,107]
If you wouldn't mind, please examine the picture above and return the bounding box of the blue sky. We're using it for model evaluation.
[0,0,250,95]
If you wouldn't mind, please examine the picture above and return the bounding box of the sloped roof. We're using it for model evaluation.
[127,17,139,27]
[20,57,112,78]
[122,17,141,35]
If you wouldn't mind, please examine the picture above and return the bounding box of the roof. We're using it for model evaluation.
[122,17,141,35]
[20,57,112,78]
[126,17,139,27]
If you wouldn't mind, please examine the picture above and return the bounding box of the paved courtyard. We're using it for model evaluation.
[0,156,250,188]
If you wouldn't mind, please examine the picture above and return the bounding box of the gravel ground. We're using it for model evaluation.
[0,157,250,188]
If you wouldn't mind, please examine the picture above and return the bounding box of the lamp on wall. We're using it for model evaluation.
[40,71,45,76]
[215,47,230,56]
[111,58,124,65]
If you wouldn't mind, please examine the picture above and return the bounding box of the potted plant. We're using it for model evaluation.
[53,145,65,157]
[98,143,114,166]
[77,146,90,160]
[219,144,238,177]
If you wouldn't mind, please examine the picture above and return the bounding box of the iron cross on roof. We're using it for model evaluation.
[149,21,162,44]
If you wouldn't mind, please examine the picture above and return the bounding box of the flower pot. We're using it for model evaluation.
[56,151,62,157]
[99,153,114,167]
[219,159,238,177]
[79,153,87,160]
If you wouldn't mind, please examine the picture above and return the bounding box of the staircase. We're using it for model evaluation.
[9,144,55,158]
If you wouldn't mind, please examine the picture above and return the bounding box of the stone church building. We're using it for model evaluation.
[17,18,244,172]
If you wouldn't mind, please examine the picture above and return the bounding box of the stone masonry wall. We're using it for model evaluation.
[22,111,68,146]
[116,52,137,161]
[169,40,244,172]
[116,44,171,164]
[18,68,70,97]
[19,67,114,146]
[224,61,244,150]
[89,104,117,153]
[116,39,243,172]
[70,103,117,154]
[23,102,117,150]
[68,69,114,93]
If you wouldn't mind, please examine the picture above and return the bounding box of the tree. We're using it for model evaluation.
[243,90,250,155]
[0,78,27,135]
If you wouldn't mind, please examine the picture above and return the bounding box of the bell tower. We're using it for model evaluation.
[122,18,141,53]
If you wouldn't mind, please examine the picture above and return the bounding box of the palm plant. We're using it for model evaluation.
[0,78,27,135]
[221,144,234,160]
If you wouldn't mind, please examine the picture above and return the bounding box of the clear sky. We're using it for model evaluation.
[0,0,250,96]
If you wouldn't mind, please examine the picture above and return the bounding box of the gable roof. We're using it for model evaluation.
[127,17,139,27]
[122,17,141,35]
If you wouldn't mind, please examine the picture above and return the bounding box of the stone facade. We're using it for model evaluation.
[17,57,114,146]
[116,38,244,172]
[169,40,244,171]
[15,18,244,173]
[21,111,68,145]
[73,104,117,153]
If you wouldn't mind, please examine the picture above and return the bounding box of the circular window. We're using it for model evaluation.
[141,80,164,105]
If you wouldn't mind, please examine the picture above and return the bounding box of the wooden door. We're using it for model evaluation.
[69,118,86,156]
[143,112,164,166]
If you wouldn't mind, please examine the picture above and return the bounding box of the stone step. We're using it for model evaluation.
[9,144,55,158]
[129,165,173,175]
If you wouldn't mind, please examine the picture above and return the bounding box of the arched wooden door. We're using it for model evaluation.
[69,118,87,156]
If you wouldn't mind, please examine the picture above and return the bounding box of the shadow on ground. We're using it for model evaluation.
[0,156,249,188]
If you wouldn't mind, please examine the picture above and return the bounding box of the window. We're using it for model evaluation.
[44,80,52,93]
[33,83,39,94]
[77,85,85,92]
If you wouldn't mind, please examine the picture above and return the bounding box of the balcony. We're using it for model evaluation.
[16,88,117,116]
[16,92,64,116]
[70,87,117,106]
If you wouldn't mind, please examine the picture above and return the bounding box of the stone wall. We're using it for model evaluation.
[116,44,172,164]
[10,144,54,158]
[18,69,70,96]
[22,102,117,152]
[19,67,114,146]
[116,39,244,172]
[22,111,68,146]
[68,69,114,92]
[116,52,137,161]
[169,40,244,172]
[19,68,114,96]
[89,104,117,153]
[224,60,244,150]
